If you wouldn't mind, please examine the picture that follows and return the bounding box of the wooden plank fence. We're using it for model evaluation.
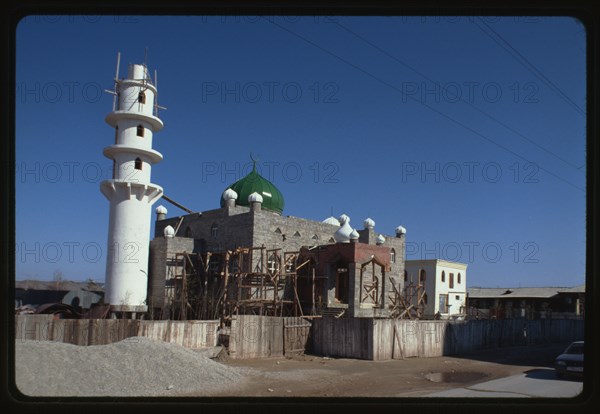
[14,316,219,349]
[227,315,312,359]
[312,318,584,361]
[15,315,582,360]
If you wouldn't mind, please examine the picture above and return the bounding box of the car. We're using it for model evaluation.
[555,341,584,379]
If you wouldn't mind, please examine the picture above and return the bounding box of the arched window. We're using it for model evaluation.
[390,248,396,263]
[137,125,144,137]
[134,158,142,170]
[419,269,426,284]
[114,125,119,144]
[458,273,462,284]
[211,223,218,238]
[441,271,445,283]
[138,91,146,104]
[423,293,428,304]
[404,270,408,282]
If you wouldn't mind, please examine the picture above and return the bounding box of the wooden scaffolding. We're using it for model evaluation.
[168,246,303,324]
[388,274,426,319]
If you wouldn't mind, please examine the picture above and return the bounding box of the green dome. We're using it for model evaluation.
[220,164,285,214]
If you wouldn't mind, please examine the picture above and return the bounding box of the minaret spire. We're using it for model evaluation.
[100,54,165,318]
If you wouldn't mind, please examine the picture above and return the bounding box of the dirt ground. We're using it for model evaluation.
[182,342,569,397]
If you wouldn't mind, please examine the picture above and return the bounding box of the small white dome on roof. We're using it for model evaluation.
[363,218,375,229]
[248,192,263,203]
[223,188,238,200]
[339,214,350,224]
[376,234,386,245]
[350,229,360,240]
[156,205,168,215]
[334,219,353,243]
[164,225,175,238]
[322,216,341,226]
[395,225,407,235]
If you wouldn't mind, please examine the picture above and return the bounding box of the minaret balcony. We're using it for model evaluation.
[105,110,164,131]
[103,145,163,164]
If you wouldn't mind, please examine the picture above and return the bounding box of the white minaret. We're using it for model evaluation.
[100,53,164,317]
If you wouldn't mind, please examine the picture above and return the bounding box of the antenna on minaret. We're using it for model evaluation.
[106,52,121,111]
[144,47,148,69]
[153,68,167,116]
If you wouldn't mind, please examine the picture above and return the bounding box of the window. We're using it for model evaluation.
[458,273,462,284]
[211,223,218,238]
[449,273,454,289]
[419,269,426,283]
[390,248,396,263]
[134,158,142,170]
[441,271,445,282]
[404,270,408,282]
[439,294,449,313]
[114,125,119,144]
[423,293,428,304]
[137,125,145,137]
[455,295,460,300]
[138,91,146,104]
[267,254,280,274]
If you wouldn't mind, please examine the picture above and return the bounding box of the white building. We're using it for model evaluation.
[404,259,467,319]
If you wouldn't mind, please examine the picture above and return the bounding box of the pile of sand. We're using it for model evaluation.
[15,337,247,397]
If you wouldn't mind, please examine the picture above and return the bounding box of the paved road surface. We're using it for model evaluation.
[426,368,583,398]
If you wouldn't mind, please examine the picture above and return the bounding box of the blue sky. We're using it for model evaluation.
[15,15,586,287]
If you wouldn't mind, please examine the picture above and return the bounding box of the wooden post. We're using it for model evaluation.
[221,251,230,328]
[312,267,316,316]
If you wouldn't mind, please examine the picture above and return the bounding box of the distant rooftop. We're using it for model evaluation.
[16,279,104,292]
[468,285,585,299]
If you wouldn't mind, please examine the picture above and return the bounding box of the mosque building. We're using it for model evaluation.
[148,160,407,320]
[99,55,466,322]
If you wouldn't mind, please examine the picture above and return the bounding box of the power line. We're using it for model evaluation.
[474,17,585,116]
[261,17,583,192]
[333,20,584,172]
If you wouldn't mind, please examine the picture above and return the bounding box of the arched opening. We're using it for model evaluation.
[390,248,396,263]
[136,125,145,137]
[138,91,146,104]
[334,261,349,304]
[441,270,445,283]
[458,273,462,284]
[211,223,218,238]
[114,125,119,144]
[134,158,142,170]
[419,269,426,284]
[404,270,408,282]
